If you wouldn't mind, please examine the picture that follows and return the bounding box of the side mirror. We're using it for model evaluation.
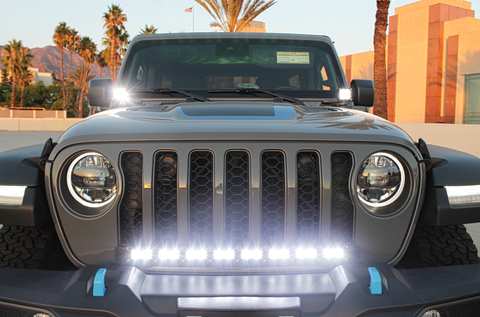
[351,79,374,107]
[88,79,113,110]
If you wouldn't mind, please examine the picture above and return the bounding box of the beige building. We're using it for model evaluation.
[340,0,480,124]
[241,21,266,33]
[0,67,53,86]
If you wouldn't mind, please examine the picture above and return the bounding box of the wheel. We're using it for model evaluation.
[397,225,480,269]
[0,225,75,270]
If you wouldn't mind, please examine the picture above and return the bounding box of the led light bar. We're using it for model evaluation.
[296,248,317,259]
[338,88,352,101]
[131,249,153,260]
[214,249,235,260]
[113,88,128,101]
[241,249,263,260]
[0,185,27,207]
[323,248,345,259]
[445,185,480,207]
[186,249,207,260]
[269,249,290,260]
[158,249,180,260]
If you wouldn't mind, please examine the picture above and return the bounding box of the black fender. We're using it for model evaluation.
[0,140,54,227]
[419,144,480,226]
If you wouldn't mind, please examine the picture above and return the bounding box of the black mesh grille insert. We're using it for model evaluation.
[154,152,178,246]
[331,152,354,245]
[225,151,250,248]
[261,151,286,246]
[297,152,320,244]
[120,152,143,248]
[190,151,214,246]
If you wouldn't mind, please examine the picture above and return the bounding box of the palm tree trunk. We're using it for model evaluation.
[10,76,16,108]
[100,67,104,79]
[110,35,116,83]
[61,47,66,111]
[373,0,390,120]
[66,51,73,105]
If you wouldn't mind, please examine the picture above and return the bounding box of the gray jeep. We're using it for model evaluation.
[1,33,480,317]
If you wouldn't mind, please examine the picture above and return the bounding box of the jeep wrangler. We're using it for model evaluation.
[1,33,480,317]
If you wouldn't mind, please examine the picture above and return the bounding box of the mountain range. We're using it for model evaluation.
[0,45,107,80]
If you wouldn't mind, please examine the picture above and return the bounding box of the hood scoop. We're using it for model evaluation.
[179,103,294,119]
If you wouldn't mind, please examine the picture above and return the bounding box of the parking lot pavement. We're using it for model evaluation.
[1,131,480,251]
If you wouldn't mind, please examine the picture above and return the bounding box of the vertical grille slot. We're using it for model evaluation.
[189,151,214,246]
[331,152,354,245]
[297,151,320,245]
[261,151,286,246]
[154,152,178,246]
[225,151,250,248]
[119,152,143,248]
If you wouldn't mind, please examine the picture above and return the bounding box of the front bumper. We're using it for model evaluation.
[1,264,480,317]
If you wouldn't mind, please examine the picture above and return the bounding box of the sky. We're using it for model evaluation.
[0,0,479,57]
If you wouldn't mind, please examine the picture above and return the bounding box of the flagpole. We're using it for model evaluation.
[193,6,195,32]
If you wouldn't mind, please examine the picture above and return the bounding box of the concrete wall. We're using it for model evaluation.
[396,122,480,158]
[0,118,82,131]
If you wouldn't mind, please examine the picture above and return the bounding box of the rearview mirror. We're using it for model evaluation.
[88,79,113,110]
[351,79,374,107]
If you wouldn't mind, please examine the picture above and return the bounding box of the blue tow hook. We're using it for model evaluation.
[368,267,382,295]
[93,268,107,297]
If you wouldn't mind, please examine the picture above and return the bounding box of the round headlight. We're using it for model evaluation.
[67,152,117,208]
[356,152,405,207]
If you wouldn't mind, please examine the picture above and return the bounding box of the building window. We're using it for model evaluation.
[464,74,480,124]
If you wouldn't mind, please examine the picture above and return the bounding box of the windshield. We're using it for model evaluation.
[120,37,346,99]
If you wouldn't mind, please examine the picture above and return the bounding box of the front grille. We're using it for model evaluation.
[261,151,286,247]
[189,151,214,246]
[119,147,355,255]
[119,152,143,248]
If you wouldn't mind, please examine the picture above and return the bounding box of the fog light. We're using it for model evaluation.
[338,88,352,101]
[113,88,128,101]
[296,248,317,259]
[323,248,344,259]
[186,249,207,260]
[269,249,290,260]
[421,310,442,317]
[131,249,152,260]
[158,249,179,260]
[241,249,263,260]
[214,249,235,260]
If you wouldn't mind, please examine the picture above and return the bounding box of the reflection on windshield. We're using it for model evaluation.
[121,38,345,99]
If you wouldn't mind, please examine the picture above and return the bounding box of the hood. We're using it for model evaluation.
[56,102,419,157]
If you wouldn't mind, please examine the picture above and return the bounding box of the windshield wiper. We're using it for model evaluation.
[208,88,305,106]
[134,88,211,102]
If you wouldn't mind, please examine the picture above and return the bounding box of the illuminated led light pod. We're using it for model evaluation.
[214,249,235,260]
[186,249,207,260]
[66,152,117,208]
[113,88,128,101]
[445,185,480,207]
[296,248,317,259]
[131,249,153,260]
[357,152,405,207]
[323,248,345,259]
[338,88,352,101]
[269,249,290,260]
[0,185,27,207]
[158,249,180,260]
[241,249,263,260]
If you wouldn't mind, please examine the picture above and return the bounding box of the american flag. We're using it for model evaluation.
[185,7,193,12]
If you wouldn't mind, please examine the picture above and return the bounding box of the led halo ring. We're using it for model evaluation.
[66,152,117,208]
[357,152,406,208]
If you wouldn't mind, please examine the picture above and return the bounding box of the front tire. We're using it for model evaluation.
[0,225,74,270]
[398,225,480,269]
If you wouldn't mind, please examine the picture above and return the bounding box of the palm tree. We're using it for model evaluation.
[373,0,390,120]
[53,22,69,110]
[76,36,97,117]
[1,40,32,107]
[66,28,81,82]
[18,66,34,107]
[103,4,127,83]
[140,25,157,34]
[96,51,108,78]
[195,0,276,32]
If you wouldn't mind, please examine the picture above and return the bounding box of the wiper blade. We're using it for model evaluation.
[208,88,305,105]
[134,88,211,102]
